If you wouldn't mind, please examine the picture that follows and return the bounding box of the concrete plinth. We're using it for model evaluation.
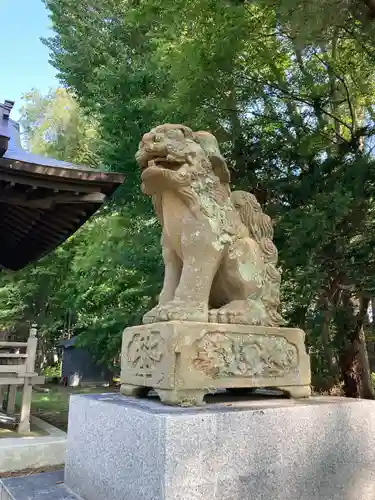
[0,417,66,474]
[63,393,375,500]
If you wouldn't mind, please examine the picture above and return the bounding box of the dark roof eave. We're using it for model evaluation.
[0,158,125,189]
[0,104,124,190]
[0,135,9,157]
[58,336,78,348]
[0,99,126,271]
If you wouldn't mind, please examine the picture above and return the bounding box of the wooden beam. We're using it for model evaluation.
[0,180,15,191]
[58,205,88,216]
[0,221,30,237]
[0,365,25,373]
[9,203,82,225]
[3,200,88,224]
[0,353,27,358]
[0,191,106,208]
[29,218,78,236]
[0,225,60,250]
[25,186,38,194]
[0,216,72,241]
[0,208,39,227]
[0,171,103,193]
[39,191,106,205]
[0,342,27,347]
[1,205,77,236]
[0,375,44,385]
[0,226,38,246]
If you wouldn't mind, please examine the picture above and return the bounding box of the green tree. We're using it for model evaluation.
[257,0,375,44]
[20,87,99,166]
[43,0,375,396]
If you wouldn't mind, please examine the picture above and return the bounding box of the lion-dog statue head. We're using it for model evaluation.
[136,124,231,199]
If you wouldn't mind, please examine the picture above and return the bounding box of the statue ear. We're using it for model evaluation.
[193,130,231,184]
[210,154,231,184]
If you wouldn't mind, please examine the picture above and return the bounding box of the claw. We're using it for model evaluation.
[214,300,266,325]
[144,300,208,323]
[217,311,228,324]
[208,309,219,323]
[158,309,170,321]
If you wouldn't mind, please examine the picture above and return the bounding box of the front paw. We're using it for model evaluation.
[143,301,208,323]
[142,306,162,324]
[156,300,208,322]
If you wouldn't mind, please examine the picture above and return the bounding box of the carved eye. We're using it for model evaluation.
[153,135,163,142]
[166,130,182,142]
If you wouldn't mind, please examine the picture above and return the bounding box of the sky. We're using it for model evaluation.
[0,0,59,120]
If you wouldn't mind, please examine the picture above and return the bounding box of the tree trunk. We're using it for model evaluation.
[358,326,374,398]
[362,0,375,19]
[320,292,338,377]
[288,305,308,330]
[340,295,374,399]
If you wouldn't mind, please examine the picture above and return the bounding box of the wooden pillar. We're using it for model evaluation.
[18,380,32,433]
[18,324,37,433]
[6,385,17,414]
[0,387,5,410]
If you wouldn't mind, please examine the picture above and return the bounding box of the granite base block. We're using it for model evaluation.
[64,393,375,500]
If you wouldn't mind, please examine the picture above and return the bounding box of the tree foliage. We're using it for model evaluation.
[257,0,375,45]
[20,88,99,166]
[2,0,375,395]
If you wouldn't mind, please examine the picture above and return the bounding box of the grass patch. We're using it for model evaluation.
[0,424,49,439]
[4,385,118,432]
[32,385,118,431]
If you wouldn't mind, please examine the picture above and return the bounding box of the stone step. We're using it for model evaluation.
[0,470,78,500]
[0,411,16,425]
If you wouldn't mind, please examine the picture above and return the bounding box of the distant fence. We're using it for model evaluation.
[0,324,44,432]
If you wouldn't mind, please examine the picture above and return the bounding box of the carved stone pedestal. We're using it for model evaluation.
[120,321,311,405]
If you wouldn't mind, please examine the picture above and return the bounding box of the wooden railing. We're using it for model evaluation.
[0,324,45,433]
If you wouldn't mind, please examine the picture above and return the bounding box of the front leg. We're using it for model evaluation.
[158,235,182,305]
[157,221,222,322]
[143,235,182,324]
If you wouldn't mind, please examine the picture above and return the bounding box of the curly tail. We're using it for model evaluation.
[231,190,284,326]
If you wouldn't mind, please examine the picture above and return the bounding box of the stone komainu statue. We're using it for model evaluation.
[136,124,283,327]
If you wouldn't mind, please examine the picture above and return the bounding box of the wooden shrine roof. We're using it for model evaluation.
[0,100,125,271]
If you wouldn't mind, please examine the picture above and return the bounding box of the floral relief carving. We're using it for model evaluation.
[127,330,164,375]
[193,332,298,379]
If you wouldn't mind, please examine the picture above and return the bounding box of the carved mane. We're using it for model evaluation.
[230,190,283,325]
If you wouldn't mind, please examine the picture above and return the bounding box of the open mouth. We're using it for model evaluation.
[139,153,184,172]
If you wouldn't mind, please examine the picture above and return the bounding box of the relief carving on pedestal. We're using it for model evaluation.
[192,332,298,379]
[127,330,164,378]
